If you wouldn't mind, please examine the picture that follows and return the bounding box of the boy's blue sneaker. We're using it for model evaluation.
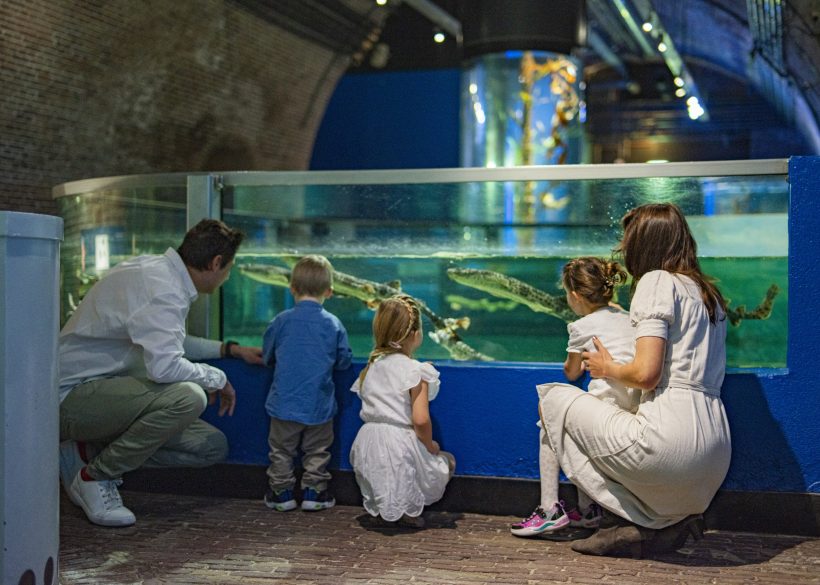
[301,487,335,511]
[264,488,297,512]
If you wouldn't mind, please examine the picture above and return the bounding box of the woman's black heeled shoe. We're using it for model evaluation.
[570,524,654,559]
[650,514,705,553]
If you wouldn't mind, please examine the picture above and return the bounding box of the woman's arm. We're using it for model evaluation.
[410,380,440,455]
[563,352,584,381]
[584,336,666,391]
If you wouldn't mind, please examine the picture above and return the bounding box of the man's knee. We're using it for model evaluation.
[166,381,209,417]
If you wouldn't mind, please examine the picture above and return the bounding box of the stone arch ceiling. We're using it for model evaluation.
[645,0,819,150]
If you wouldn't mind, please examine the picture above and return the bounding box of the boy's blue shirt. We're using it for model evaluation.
[262,299,353,424]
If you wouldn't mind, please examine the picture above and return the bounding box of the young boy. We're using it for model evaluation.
[262,255,353,511]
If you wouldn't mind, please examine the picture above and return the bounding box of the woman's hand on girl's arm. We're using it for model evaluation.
[410,381,439,454]
[583,336,666,390]
[582,337,612,379]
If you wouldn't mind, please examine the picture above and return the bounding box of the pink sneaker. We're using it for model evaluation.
[567,503,604,529]
[510,502,570,537]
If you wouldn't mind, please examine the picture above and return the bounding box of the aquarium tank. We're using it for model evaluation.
[54,161,788,368]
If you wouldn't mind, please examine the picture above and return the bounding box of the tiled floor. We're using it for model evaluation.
[58,491,820,585]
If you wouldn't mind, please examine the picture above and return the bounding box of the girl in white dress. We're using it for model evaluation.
[512,257,639,537]
[541,203,732,558]
[350,294,455,528]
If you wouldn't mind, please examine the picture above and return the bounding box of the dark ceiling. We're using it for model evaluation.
[352,0,819,160]
[237,0,819,160]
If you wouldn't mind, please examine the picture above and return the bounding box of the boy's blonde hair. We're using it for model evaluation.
[290,255,333,298]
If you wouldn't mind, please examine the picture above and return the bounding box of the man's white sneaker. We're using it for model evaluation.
[59,440,85,506]
[69,471,136,527]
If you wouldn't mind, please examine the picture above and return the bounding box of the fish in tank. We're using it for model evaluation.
[227,251,783,368]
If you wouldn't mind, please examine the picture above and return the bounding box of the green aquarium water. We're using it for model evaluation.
[223,249,787,369]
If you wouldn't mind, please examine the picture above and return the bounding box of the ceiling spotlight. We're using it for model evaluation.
[657,42,668,52]
[673,76,684,87]
[688,104,705,120]
[433,30,446,43]
[369,42,390,68]
[642,22,653,32]
[376,0,387,5]
[675,87,686,97]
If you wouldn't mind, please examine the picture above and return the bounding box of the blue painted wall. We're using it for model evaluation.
[205,158,819,496]
[310,69,460,170]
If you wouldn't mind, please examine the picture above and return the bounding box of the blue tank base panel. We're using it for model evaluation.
[134,308,820,538]
[200,359,816,495]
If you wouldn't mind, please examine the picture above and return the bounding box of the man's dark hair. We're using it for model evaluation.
[177,219,245,270]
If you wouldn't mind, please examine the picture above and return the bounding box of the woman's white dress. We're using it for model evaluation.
[539,270,732,529]
[349,354,452,521]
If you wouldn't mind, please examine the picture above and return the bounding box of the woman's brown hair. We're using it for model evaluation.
[562,257,627,307]
[356,294,421,388]
[616,203,727,323]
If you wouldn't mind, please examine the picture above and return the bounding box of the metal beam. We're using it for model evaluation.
[402,0,462,42]
[617,0,710,121]
[587,29,629,78]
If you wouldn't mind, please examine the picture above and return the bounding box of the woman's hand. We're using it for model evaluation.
[582,336,612,379]
[426,440,441,455]
[583,336,666,390]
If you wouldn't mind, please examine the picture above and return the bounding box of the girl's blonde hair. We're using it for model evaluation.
[357,294,421,388]
[561,257,627,306]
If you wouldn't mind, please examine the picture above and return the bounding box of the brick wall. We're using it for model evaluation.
[0,0,357,215]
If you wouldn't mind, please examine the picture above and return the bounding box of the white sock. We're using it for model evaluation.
[538,428,560,510]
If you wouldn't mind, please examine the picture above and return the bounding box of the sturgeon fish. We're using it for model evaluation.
[239,263,494,361]
[448,267,780,328]
[726,283,779,326]
[447,268,577,322]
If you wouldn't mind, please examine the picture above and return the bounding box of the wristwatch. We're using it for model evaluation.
[224,340,239,358]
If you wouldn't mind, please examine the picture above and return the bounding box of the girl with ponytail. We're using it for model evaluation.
[511,257,639,538]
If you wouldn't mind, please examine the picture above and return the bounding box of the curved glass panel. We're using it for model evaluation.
[55,184,187,325]
[53,164,788,368]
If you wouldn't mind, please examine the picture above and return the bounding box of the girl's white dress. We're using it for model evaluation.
[350,354,452,521]
[539,271,732,529]
[564,306,640,412]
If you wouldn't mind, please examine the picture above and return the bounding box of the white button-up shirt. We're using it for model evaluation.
[58,248,227,402]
